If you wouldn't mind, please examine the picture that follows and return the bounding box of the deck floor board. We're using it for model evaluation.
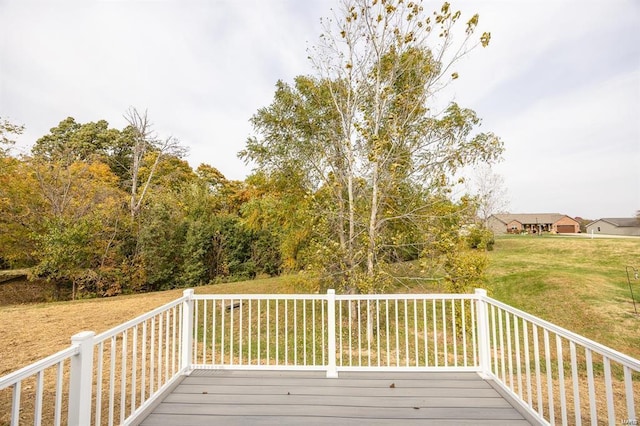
[137,370,535,425]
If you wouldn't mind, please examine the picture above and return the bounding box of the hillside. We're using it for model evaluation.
[1,235,638,377]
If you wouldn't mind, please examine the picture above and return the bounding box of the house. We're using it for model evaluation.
[586,217,640,236]
[487,213,580,234]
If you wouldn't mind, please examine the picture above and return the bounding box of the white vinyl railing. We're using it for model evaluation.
[0,293,190,426]
[478,293,640,426]
[1,288,638,426]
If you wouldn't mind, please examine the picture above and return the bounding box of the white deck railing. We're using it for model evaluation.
[1,289,638,425]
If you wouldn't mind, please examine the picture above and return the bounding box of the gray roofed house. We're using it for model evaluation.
[487,213,580,235]
[586,218,640,236]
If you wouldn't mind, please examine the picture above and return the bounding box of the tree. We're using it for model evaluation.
[0,117,24,157]
[30,160,127,297]
[468,164,509,225]
[243,0,502,292]
[123,107,187,218]
[32,117,121,165]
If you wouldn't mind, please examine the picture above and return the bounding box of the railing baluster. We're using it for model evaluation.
[623,365,635,422]
[193,300,198,364]
[423,299,428,367]
[498,308,505,382]
[140,322,146,407]
[506,312,513,390]
[203,300,208,363]
[471,298,477,367]
[585,348,597,425]
[543,329,554,424]
[395,300,400,367]
[54,361,63,426]
[603,356,615,424]
[312,299,316,366]
[120,330,127,424]
[108,335,116,426]
[404,299,409,367]
[322,299,326,366]
[157,314,162,389]
[556,335,567,425]
[348,300,352,367]
[413,299,418,367]
[257,300,261,365]
[303,300,307,366]
[376,299,381,367]
[34,370,43,426]
[442,299,447,367]
[221,299,226,365]
[131,325,137,413]
[276,299,279,365]
[240,299,244,365]
[171,307,176,375]
[294,300,298,365]
[386,299,391,367]
[533,324,543,417]
[357,299,362,367]
[11,382,21,426]
[95,341,104,425]
[432,299,437,367]
[248,299,252,365]
[514,315,522,398]
[461,299,467,367]
[367,299,371,367]
[569,341,581,425]
[212,299,217,365]
[491,305,498,376]
[229,299,236,365]
[523,320,532,408]
[451,300,457,367]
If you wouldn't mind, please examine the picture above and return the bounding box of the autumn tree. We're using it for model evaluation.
[243,0,502,293]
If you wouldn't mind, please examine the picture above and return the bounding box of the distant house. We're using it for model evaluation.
[586,218,640,236]
[487,213,580,235]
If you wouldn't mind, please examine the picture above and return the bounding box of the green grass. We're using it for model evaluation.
[485,235,640,358]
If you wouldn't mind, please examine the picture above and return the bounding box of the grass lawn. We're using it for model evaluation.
[1,235,638,378]
[486,234,640,359]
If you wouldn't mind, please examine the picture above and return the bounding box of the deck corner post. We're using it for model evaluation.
[326,289,338,378]
[475,288,491,378]
[68,330,95,426]
[181,289,195,372]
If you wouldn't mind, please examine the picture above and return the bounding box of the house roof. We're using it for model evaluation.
[490,213,576,225]
[587,218,640,228]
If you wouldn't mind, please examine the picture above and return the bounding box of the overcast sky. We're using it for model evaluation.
[1,0,638,220]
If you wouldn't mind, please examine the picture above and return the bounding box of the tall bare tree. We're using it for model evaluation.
[469,164,509,225]
[124,107,185,218]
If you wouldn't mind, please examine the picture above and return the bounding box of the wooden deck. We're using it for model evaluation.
[136,370,539,425]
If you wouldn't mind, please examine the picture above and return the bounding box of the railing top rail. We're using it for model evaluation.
[193,292,478,301]
[0,346,78,390]
[483,295,640,370]
[94,295,188,343]
[335,293,477,301]
[192,293,328,301]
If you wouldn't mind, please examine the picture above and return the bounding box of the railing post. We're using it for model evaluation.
[68,331,95,426]
[475,289,491,378]
[326,289,338,378]
[181,289,194,372]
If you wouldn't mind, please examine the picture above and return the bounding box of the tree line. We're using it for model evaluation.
[0,1,502,299]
